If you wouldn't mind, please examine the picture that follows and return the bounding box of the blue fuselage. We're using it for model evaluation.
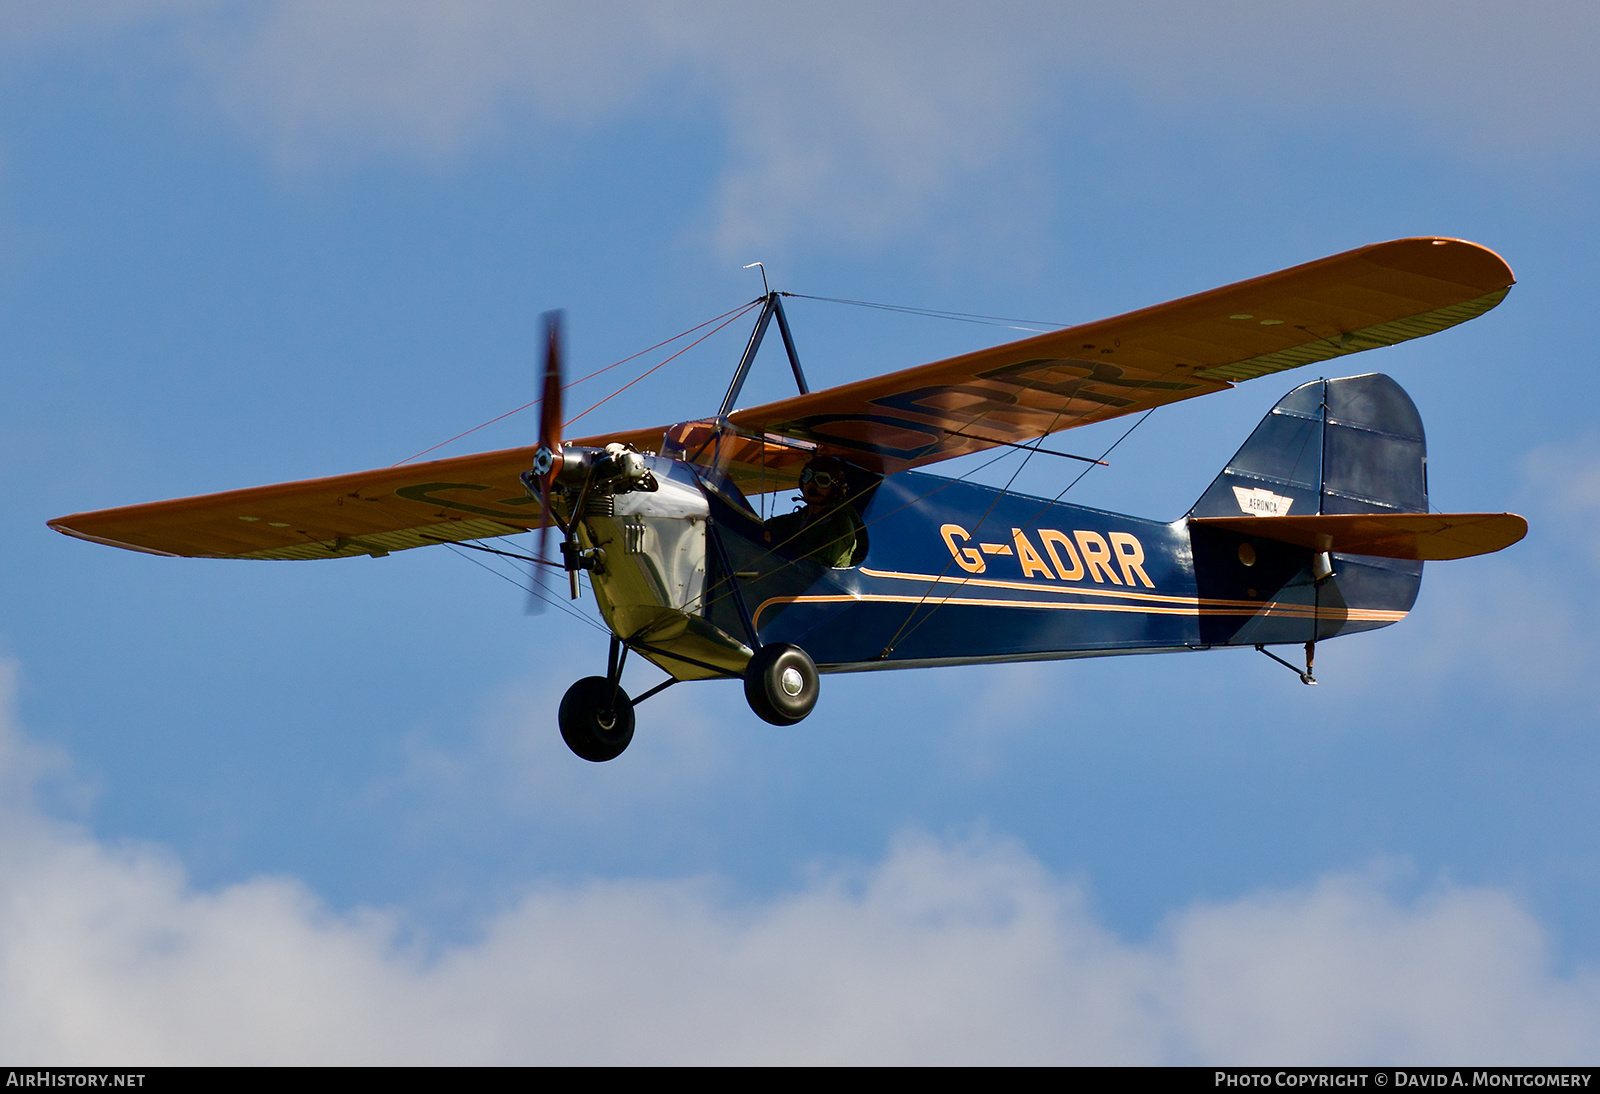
[708,470,1419,672]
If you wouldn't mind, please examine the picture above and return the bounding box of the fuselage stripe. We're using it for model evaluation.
[751,589,1406,629]
[859,565,1296,610]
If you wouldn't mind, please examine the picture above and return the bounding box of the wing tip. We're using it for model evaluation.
[1365,236,1516,291]
[47,518,185,557]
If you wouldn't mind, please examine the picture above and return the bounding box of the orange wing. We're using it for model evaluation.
[727,237,1513,473]
[48,426,663,560]
[50,237,1513,561]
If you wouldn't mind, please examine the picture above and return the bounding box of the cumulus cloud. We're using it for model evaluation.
[7,2,1600,251]
[1163,877,1600,1063]
[183,2,670,162]
[168,1,1052,251]
[0,660,1595,1064]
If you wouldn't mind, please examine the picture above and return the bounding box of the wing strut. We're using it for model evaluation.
[718,291,810,417]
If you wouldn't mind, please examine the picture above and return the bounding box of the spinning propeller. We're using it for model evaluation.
[521,309,659,613]
[526,311,565,614]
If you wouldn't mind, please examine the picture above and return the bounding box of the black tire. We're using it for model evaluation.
[743,644,819,726]
[559,676,635,762]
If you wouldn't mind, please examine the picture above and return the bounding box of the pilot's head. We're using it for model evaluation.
[799,455,848,505]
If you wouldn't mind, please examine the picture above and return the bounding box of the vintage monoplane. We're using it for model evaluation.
[50,238,1527,761]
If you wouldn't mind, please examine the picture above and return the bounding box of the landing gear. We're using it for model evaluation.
[560,638,817,757]
[744,643,820,725]
[1255,640,1318,686]
[559,676,635,761]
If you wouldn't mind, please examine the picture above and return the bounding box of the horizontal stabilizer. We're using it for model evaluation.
[1189,512,1527,561]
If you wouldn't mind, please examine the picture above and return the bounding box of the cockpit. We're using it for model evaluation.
[660,418,875,569]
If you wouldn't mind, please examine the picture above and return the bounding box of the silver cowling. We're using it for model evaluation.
[578,456,751,681]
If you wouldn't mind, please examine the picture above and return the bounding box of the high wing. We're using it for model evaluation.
[50,237,1513,562]
[726,237,1513,475]
[48,426,664,560]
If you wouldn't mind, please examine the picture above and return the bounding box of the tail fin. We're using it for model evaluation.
[1187,373,1427,648]
[1189,373,1427,520]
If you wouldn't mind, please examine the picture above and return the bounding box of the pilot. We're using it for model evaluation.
[765,455,863,569]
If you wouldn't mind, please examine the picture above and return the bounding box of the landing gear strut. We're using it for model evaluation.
[561,637,819,758]
[559,638,635,761]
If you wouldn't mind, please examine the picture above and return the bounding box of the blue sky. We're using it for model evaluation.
[3,2,1600,1063]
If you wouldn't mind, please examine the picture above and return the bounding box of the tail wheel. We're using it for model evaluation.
[743,644,819,726]
[559,676,635,762]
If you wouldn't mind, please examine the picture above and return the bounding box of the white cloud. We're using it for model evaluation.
[182,2,670,163]
[169,1,1052,251]
[9,2,1600,252]
[0,660,1595,1064]
[1163,874,1600,1063]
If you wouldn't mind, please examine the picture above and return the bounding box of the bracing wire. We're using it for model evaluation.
[443,540,610,633]
[393,298,764,466]
[416,287,1161,651]
[561,300,763,432]
[780,292,1070,333]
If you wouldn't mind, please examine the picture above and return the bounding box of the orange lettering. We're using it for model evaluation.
[1073,530,1122,584]
[1039,529,1084,581]
[1109,532,1154,588]
[941,523,985,574]
[1012,529,1054,579]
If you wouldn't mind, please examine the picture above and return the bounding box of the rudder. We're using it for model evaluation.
[1188,373,1426,647]
[1189,373,1427,519]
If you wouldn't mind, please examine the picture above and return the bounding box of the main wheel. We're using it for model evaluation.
[743,644,819,726]
[559,676,636,762]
